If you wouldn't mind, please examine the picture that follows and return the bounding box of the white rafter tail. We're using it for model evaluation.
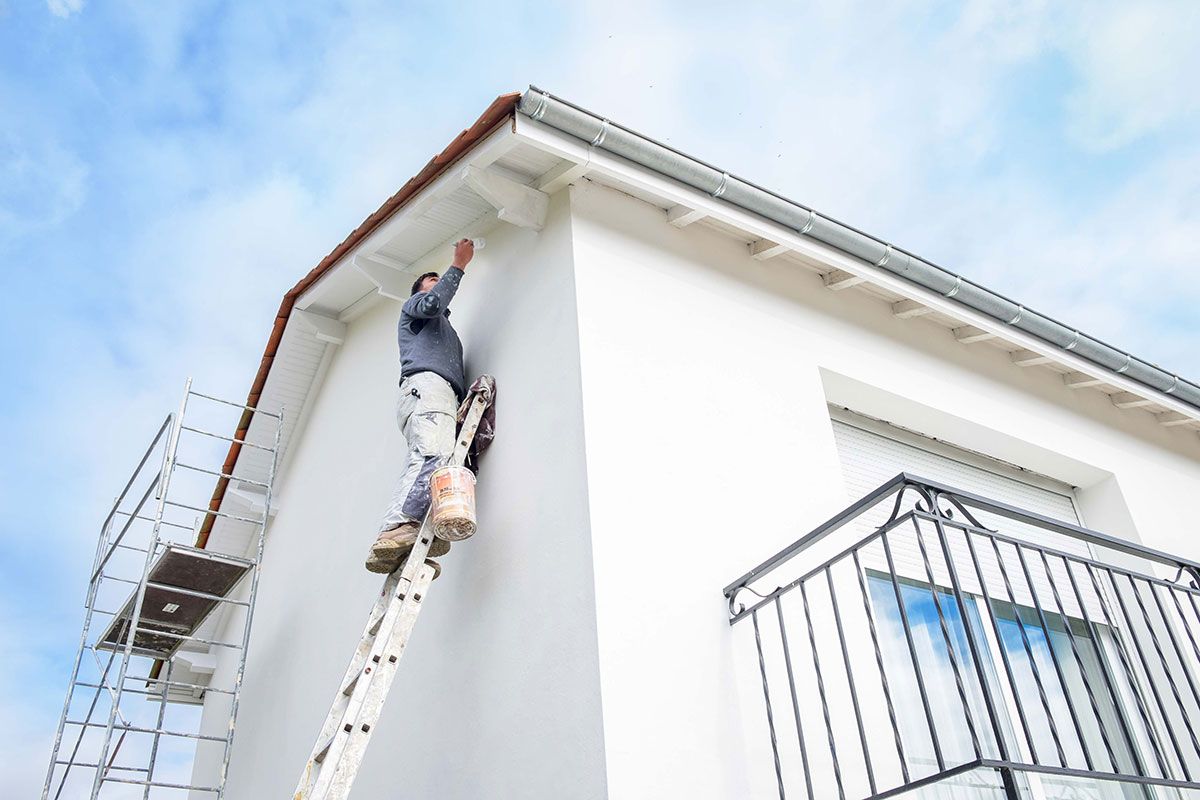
[1011,349,1054,367]
[892,299,933,319]
[1111,392,1156,409]
[749,239,789,260]
[292,309,348,347]
[352,254,412,301]
[666,204,706,228]
[953,326,996,345]
[823,269,865,291]
[462,165,548,230]
[1155,411,1195,427]
[536,159,589,193]
[1064,372,1105,389]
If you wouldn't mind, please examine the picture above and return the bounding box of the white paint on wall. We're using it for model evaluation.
[564,178,1200,799]
[193,190,609,799]
[195,169,1200,800]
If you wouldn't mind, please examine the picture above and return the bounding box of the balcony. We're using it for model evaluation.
[724,474,1200,800]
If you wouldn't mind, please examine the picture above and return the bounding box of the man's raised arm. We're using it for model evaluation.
[403,239,474,318]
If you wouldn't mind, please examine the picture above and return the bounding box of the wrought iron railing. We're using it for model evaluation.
[724,474,1200,800]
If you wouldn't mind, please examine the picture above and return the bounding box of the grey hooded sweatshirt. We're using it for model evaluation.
[397,266,466,399]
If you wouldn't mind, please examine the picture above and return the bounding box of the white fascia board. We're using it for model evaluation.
[511,115,1200,426]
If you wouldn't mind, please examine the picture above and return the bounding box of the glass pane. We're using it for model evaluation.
[868,572,1152,800]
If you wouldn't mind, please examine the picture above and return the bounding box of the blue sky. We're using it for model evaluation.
[2,0,1198,793]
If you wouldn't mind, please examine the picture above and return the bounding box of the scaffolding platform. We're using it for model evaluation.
[97,547,251,660]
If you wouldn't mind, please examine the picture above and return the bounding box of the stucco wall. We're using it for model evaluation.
[564,178,1200,799]
[196,172,1200,800]
[197,190,608,799]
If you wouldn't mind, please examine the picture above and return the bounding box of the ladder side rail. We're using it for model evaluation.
[86,414,174,587]
[43,409,168,800]
[296,391,489,800]
[322,566,436,800]
[300,573,402,772]
[299,482,445,797]
[90,477,160,584]
[99,414,174,534]
[89,378,193,799]
[42,511,120,800]
[215,403,284,799]
[141,659,173,800]
[47,633,125,800]
[302,556,432,800]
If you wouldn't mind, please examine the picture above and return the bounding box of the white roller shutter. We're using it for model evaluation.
[831,417,1080,526]
[830,412,1090,611]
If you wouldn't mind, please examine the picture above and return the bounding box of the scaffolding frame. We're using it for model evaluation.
[43,379,283,799]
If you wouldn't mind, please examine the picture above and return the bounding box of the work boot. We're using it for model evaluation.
[364,523,449,573]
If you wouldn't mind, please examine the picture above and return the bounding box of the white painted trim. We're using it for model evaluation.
[536,158,590,193]
[511,114,1200,425]
[292,309,348,346]
[462,165,549,230]
[892,299,933,319]
[666,205,706,227]
[953,325,996,344]
[749,239,789,260]
[352,254,411,301]
[822,269,864,291]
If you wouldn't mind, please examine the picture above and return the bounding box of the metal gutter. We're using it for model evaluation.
[517,87,1200,413]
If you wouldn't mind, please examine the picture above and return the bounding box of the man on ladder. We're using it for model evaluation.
[295,236,493,800]
[367,237,475,575]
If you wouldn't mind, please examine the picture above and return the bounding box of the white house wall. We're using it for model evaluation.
[565,178,1200,799]
[193,190,608,799]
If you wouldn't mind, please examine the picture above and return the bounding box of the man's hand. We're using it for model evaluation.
[451,238,475,270]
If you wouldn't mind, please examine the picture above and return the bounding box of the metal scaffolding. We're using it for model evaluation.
[43,379,282,799]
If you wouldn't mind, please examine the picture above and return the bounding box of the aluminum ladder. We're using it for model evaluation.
[294,387,489,800]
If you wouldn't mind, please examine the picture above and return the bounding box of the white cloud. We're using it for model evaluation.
[1061,1,1200,151]
[46,0,84,18]
[0,135,88,242]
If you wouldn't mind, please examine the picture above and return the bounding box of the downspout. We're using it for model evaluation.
[517,87,1200,413]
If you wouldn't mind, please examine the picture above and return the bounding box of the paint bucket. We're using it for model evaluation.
[429,466,477,541]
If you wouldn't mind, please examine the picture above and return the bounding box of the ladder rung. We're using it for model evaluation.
[164,500,265,525]
[163,541,256,567]
[179,424,275,451]
[113,511,195,531]
[76,681,168,699]
[102,775,220,792]
[144,580,250,607]
[127,626,243,650]
[187,389,283,420]
[54,760,148,772]
[341,671,362,697]
[63,720,228,742]
[313,734,336,763]
[98,542,148,554]
[120,675,235,695]
[174,460,270,488]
